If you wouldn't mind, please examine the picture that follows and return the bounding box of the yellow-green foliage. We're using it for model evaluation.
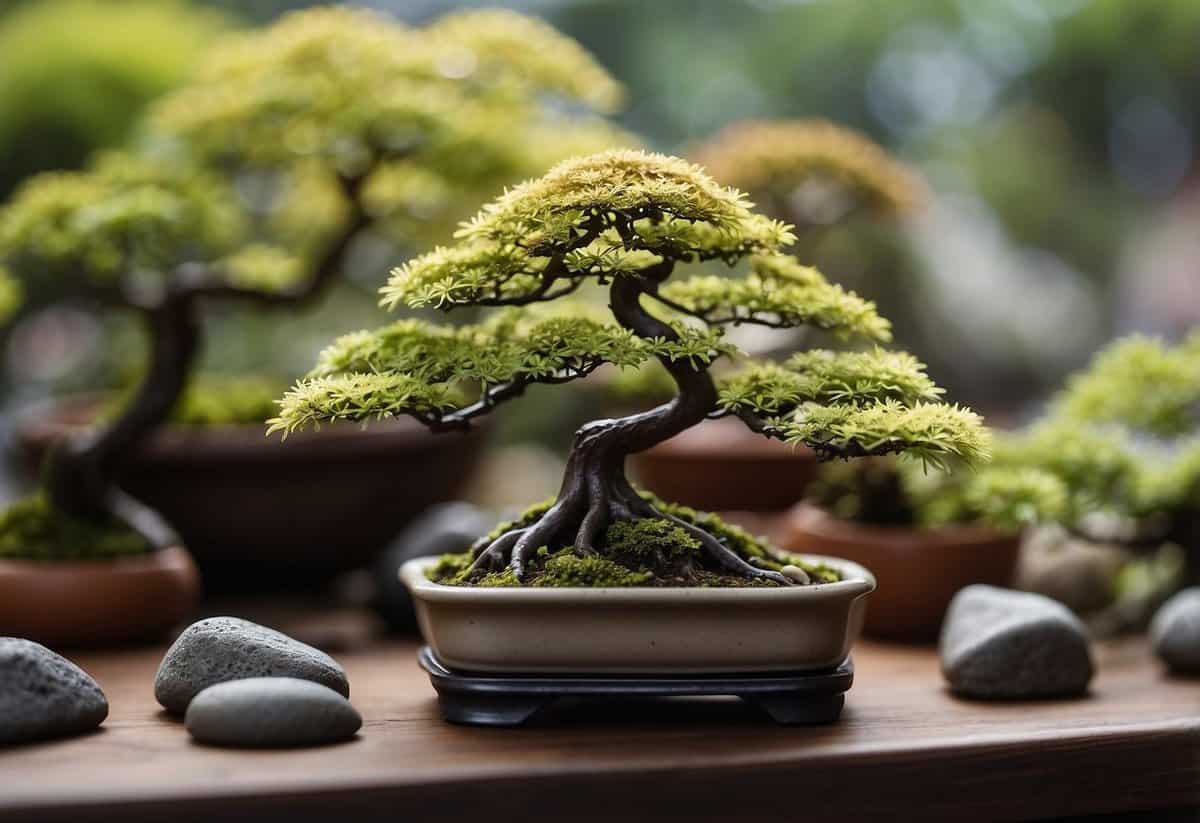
[808,451,1069,533]
[278,150,987,471]
[1050,332,1200,437]
[0,0,229,194]
[1008,332,1200,529]
[152,6,632,247]
[0,152,243,294]
[0,495,151,561]
[659,254,891,339]
[171,374,288,426]
[269,307,732,435]
[692,119,922,219]
[0,267,20,323]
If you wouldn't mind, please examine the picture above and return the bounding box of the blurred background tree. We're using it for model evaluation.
[4,0,1200,427]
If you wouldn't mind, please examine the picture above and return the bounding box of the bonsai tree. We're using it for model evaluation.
[805,453,1067,534]
[1008,332,1200,583]
[0,6,627,554]
[271,150,988,586]
[691,119,921,234]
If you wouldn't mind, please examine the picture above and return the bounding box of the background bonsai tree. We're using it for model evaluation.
[0,6,627,554]
[691,119,921,236]
[1007,333,1200,588]
[271,150,988,586]
[805,452,1067,534]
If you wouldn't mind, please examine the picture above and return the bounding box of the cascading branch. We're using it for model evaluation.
[271,150,988,586]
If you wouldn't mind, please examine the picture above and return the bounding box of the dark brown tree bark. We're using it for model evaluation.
[471,271,790,584]
[41,175,369,546]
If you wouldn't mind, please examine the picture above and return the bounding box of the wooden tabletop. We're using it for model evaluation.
[1,607,1197,823]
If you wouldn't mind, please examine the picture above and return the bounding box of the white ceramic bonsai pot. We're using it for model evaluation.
[400,555,875,674]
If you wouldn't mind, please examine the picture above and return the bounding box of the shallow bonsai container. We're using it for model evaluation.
[0,545,200,647]
[16,394,488,591]
[778,503,1020,641]
[401,554,875,674]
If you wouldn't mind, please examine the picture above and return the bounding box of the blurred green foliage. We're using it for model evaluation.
[0,0,230,197]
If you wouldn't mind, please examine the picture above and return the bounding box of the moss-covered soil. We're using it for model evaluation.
[430,493,841,588]
[0,495,152,561]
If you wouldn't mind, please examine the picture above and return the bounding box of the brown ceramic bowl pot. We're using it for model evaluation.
[0,545,200,647]
[630,417,818,513]
[15,395,488,592]
[777,503,1021,642]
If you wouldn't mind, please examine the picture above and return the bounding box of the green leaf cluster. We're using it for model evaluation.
[1002,332,1200,533]
[151,6,632,248]
[692,119,922,219]
[269,306,733,435]
[659,254,890,338]
[0,152,243,296]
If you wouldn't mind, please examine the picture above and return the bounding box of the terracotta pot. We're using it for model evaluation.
[630,417,818,512]
[777,503,1020,642]
[15,395,488,592]
[402,554,874,674]
[0,545,200,647]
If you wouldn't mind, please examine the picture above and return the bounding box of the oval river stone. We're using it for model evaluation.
[185,677,362,747]
[154,616,350,714]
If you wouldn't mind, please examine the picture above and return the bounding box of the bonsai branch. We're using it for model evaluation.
[467,273,790,585]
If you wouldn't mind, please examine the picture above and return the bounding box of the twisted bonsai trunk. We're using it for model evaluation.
[42,176,369,548]
[471,271,790,585]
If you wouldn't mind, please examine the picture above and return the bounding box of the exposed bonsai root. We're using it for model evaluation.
[465,468,793,586]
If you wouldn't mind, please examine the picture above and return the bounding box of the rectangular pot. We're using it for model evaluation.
[400,555,875,674]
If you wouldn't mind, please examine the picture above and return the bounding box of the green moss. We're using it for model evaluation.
[605,518,700,565]
[532,550,655,587]
[431,491,843,588]
[0,495,152,561]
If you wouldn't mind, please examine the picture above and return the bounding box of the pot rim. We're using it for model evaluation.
[401,553,876,604]
[0,544,193,573]
[15,392,484,461]
[785,501,1017,546]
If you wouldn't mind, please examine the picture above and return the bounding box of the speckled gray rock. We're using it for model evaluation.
[185,677,361,748]
[0,638,108,744]
[154,617,348,714]
[939,585,1094,699]
[1150,588,1200,674]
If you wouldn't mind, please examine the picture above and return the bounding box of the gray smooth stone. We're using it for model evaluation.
[1150,588,1200,674]
[0,638,108,744]
[939,585,1094,699]
[154,617,349,714]
[185,677,362,747]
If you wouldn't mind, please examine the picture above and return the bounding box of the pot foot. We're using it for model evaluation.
[744,692,845,725]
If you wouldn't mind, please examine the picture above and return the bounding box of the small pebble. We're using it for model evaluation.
[185,677,361,748]
[0,638,108,744]
[1150,588,1200,675]
[780,564,811,585]
[154,617,349,714]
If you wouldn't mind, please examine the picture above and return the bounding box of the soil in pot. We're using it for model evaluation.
[629,417,818,513]
[15,394,488,592]
[778,502,1020,641]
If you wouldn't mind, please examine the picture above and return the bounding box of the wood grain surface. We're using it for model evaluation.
[1,605,1196,822]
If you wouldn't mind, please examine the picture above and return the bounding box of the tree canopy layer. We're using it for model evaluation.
[272,150,987,585]
[691,119,923,221]
[152,6,632,249]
